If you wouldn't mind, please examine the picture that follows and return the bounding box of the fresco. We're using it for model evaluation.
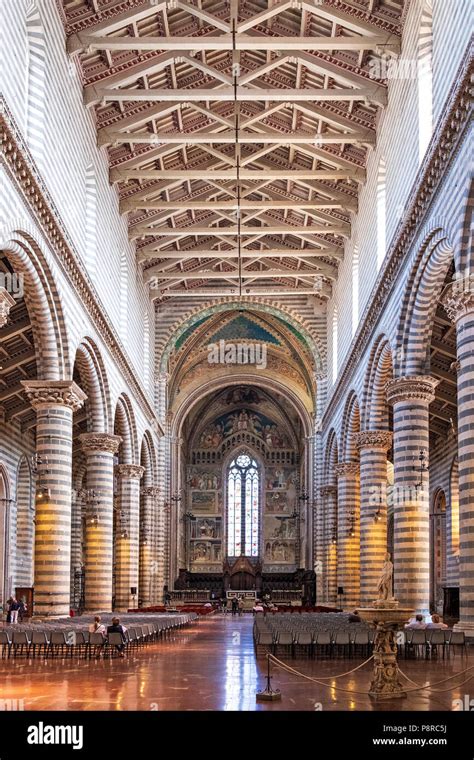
[195,409,290,449]
[264,540,296,563]
[190,491,217,513]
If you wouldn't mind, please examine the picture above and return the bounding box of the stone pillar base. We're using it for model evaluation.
[453,620,474,638]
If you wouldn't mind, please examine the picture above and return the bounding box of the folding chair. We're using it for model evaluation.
[0,630,12,658]
[12,631,31,658]
[31,631,49,658]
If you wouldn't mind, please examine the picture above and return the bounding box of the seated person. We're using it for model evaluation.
[405,613,426,630]
[107,617,127,656]
[89,615,106,638]
[348,610,361,623]
[426,614,448,630]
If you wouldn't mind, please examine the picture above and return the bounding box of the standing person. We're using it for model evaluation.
[18,598,27,622]
[238,597,244,617]
[5,596,13,624]
[231,597,238,616]
[9,598,20,624]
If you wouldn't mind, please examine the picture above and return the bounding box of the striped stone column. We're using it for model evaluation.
[442,278,474,634]
[79,433,122,612]
[70,488,83,603]
[334,462,360,608]
[386,376,438,614]
[139,486,160,607]
[353,431,393,605]
[319,484,337,604]
[22,380,86,616]
[114,464,144,611]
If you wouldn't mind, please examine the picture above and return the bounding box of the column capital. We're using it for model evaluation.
[0,287,15,328]
[21,380,87,411]
[319,484,337,497]
[79,432,122,455]
[141,486,160,498]
[441,276,474,323]
[386,375,439,406]
[313,370,327,383]
[334,461,359,478]
[353,430,393,451]
[156,372,170,383]
[115,464,145,480]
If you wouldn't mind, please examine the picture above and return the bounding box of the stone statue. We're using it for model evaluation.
[376,552,394,601]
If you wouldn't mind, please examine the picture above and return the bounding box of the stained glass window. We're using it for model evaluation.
[227,454,260,557]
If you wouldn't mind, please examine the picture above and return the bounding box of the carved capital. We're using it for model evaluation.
[141,486,160,498]
[0,288,15,327]
[441,276,474,323]
[22,380,87,412]
[386,376,439,406]
[353,430,393,452]
[115,464,145,480]
[79,433,122,455]
[334,462,359,479]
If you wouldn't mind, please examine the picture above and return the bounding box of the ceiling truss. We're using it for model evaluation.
[64,0,402,299]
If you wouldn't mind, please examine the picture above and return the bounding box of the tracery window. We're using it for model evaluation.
[227,454,259,558]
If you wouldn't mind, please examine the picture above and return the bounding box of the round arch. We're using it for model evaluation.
[113,394,138,465]
[73,337,112,433]
[395,221,455,376]
[0,226,71,380]
[362,335,394,430]
[171,374,313,442]
[340,392,361,463]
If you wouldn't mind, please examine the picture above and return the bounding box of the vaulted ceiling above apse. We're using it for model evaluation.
[63,0,402,301]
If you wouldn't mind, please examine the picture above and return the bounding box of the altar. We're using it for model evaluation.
[226,590,257,610]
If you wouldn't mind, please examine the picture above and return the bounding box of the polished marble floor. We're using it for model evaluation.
[0,615,470,711]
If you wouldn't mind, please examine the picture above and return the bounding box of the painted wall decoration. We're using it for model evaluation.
[264,540,296,563]
[265,467,298,514]
[190,518,222,540]
[195,410,290,450]
[190,491,217,513]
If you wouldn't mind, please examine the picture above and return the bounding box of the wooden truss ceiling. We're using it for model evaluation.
[64,0,403,300]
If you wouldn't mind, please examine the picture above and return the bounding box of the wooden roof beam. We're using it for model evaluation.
[88,86,387,107]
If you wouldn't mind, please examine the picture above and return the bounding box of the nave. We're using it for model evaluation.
[0,614,468,712]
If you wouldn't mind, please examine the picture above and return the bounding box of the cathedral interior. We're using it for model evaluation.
[0,0,472,731]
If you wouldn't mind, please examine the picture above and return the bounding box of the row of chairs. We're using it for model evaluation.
[254,627,371,658]
[254,626,469,659]
[404,629,468,658]
[0,615,197,659]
